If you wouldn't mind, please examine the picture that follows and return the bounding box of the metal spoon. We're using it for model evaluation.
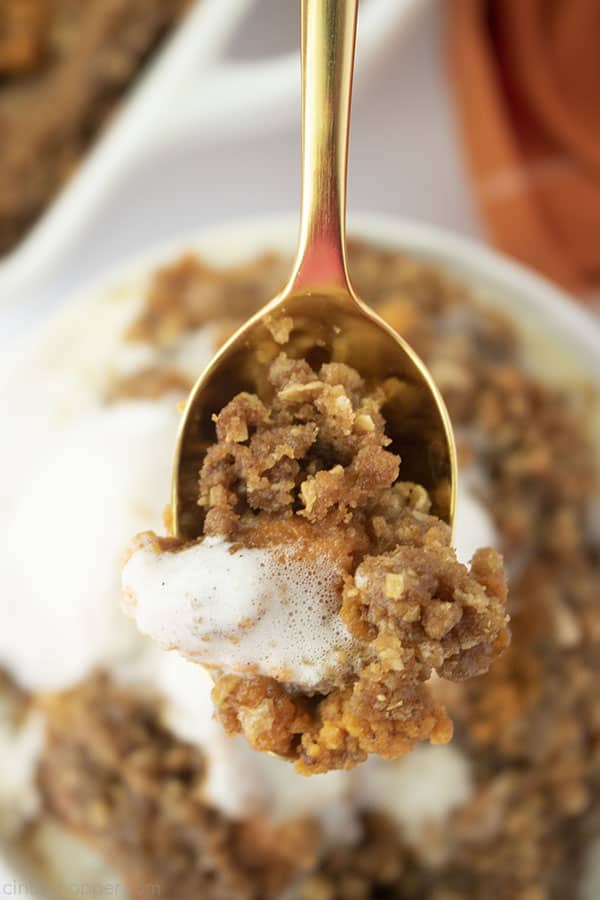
[172,0,456,541]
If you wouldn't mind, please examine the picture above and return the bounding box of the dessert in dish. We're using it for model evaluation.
[1,239,599,899]
[0,0,189,255]
[123,354,509,774]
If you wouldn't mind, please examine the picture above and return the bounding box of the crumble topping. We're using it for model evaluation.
[5,240,597,899]
[39,675,318,900]
[124,353,509,774]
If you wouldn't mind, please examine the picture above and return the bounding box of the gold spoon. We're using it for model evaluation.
[172,0,456,541]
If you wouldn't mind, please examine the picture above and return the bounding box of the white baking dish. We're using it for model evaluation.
[0,213,598,897]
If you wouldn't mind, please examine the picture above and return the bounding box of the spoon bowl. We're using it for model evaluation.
[172,0,456,541]
[173,283,456,541]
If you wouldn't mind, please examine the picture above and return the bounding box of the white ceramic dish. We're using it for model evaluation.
[4,213,598,396]
[0,0,423,302]
[1,213,599,897]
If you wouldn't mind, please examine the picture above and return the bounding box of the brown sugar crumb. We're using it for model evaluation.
[296,669,453,776]
[107,364,193,402]
[344,545,509,683]
[212,538,507,775]
[38,674,319,900]
[199,354,400,538]
[298,812,409,900]
[265,314,294,345]
[213,674,314,760]
[127,252,289,347]
[132,352,508,774]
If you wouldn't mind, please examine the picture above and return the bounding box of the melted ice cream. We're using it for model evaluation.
[122,535,355,690]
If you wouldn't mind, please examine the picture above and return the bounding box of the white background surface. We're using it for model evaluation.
[0,0,482,345]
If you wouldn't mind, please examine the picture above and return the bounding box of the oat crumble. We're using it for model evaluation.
[149,352,506,774]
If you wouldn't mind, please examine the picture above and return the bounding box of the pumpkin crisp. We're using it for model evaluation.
[125,352,509,774]
[19,240,598,900]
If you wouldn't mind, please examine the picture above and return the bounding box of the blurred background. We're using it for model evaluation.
[0,0,598,344]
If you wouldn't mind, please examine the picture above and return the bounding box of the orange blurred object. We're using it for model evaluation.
[448,0,600,298]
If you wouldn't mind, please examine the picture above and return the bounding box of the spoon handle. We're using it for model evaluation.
[289,0,359,293]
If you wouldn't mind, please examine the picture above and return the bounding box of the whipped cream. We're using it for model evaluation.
[123,535,355,690]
